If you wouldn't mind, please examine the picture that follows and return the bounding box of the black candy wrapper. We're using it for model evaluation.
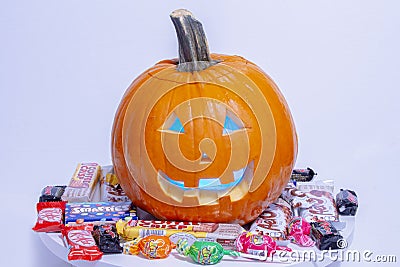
[290,168,316,182]
[39,186,66,202]
[311,221,343,250]
[92,224,123,254]
[336,189,358,216]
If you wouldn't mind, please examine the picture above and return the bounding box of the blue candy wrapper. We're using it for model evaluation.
[65,202,137,225]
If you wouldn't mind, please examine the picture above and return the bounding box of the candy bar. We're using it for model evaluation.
[92,224,123,254]
[296,181,339,223]
[32,201,66,232]
[39,185,66,202]
[65,202,137,225]
[116,219,244,249]
[62,224,103,261]
[281,184,315,209]
[62,163,101,202]
[291,167,317,182]
[249,198,292,241]
[310,220,344,250]
[336,189,358,216]
[128,219,218,232]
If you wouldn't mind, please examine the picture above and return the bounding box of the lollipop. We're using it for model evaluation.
[122,235,175,259]
[176,239,268,264]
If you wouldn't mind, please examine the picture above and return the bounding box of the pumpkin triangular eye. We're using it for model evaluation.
[168,116,185,133]
[222,111,243,135]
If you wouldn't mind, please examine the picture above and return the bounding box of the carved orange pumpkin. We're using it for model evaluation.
[112,9,297,225]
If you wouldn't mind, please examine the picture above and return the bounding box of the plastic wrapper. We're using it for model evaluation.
[92,224,123,254]
[287,217,315,247]
[39,185,66,202]
[296,181,339,223]
[116,219,244,250]
[291,168,316,182]
[62,224,103,261]
[235,232,291,258]
[310,220,344,250]
[100,165,130,202]
[281,184,315,209]
[249,198,292,241]
[32,201,66,232]
[62,163,101,202]
[336,189,358,216]
[176,239,240,264]
[122,236,175,259]
[65,202,136,225]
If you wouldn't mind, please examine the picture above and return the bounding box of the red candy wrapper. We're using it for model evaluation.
[32,201,66,232]
[235,232,291,258]
[288,217,315,247]
[62,224,103,261]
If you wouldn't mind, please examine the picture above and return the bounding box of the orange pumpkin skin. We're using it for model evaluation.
[112,54,297,225]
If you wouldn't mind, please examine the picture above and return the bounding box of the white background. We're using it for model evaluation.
[1,0,399,266]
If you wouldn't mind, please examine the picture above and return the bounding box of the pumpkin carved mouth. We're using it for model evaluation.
[157,161,254,204]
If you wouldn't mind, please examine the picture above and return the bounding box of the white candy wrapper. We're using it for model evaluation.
[296,180,339,223]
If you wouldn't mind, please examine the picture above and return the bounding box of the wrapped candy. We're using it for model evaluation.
[122,235,175,259]
[62,224,103,261]
[32,201,66,232]
[176,239,240,264]
[92,224,123,254]
[249,198,292,241]
[287,217,315,247]
[336,189,358,216]
[235,232,291,258]
[176,239,271,264]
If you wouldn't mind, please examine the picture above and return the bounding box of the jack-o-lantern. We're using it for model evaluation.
[112,9,297,225]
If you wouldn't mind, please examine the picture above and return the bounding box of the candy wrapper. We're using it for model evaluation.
[291,168,317,182]
[32,201,66,232]
[100,165,130,202]
[176,239,240,264]
[281,184,315,209]
[249,198,292,241]
[116,219,244,249]
[62,163,101,202]
[235,232,291,258]
[62,224,103,261]
[65,202,136,225]
[39,185,66,202]
[92,224,123,254]
[296,181,339,223]
[310,220,344,250]
[287,217,315,247]
[176,239,271,264]
[336,189,358,216]
[122,235,175,259]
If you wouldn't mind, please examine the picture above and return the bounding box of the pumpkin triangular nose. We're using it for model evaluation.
[200,152,212,164]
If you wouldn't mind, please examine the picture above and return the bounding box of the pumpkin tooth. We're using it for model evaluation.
[157,171,185,203]
[220,161,254,201]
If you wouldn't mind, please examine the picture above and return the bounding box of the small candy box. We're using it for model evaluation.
[65,201,137,225]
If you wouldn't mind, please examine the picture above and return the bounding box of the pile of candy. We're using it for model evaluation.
[32,163,358,264]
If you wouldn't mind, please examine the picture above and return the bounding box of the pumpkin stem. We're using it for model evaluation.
[170,9,219,72]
